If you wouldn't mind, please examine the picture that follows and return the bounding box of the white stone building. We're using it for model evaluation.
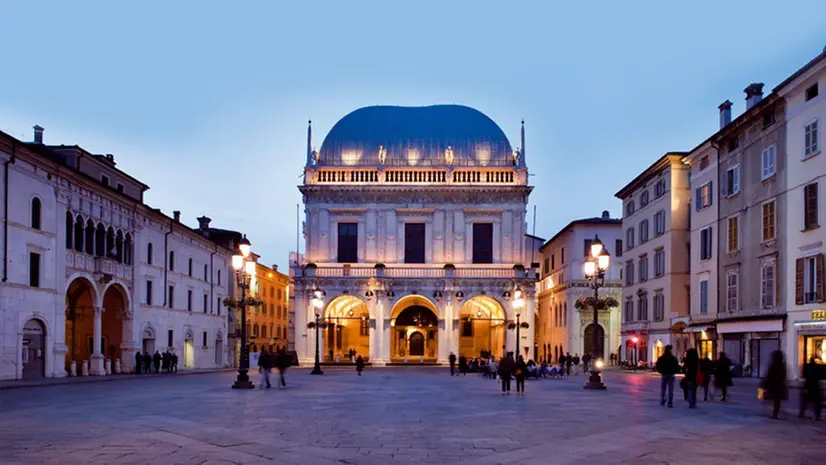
[1,127,234,380]
[777,50,826,379]
[535,211,623,364]
[291,105,536,365]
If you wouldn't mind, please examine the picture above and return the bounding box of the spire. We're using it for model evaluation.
[306,120,313,166]
[520,120,526,167]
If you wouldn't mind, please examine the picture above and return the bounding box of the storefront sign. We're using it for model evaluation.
[797,322,826,331]
[812,310,826,321]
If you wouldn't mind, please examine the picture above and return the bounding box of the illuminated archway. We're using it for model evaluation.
[65,276,97,370]
[324,294,369,361]
[101,283,128,362]
[458,296,506,360]
[389,295,439,362]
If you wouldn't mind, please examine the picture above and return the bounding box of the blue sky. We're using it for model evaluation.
[1,1,825,269]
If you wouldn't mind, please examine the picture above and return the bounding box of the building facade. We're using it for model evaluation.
[616,153,691,363]
[291,105,536,365]
[248,261,291,352]
[1,127,234,380]
[777,50,826,379]
[535,211,623,364]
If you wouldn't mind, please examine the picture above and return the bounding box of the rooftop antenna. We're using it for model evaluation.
[520,120,526,167]
[295,203,300,266]
[306,120,313,166]
[531,204,537,274]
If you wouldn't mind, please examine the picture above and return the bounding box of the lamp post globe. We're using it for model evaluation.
[584,235,609,391]
[232,236,255,390]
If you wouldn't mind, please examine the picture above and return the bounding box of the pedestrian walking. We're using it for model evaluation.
[161,351,169,373]
[153,351,161,374]
[449,352,457,376]
[515,355,527,395]
[143,351,151,374]
[489,356,498,380]
[458,355,468,376]
[135,350,142,374]
[799,357,823,420]
[655,344,679,408]
[684,348,699,408]
[572,354,580,375]
[699,356,714,401]
[761,350,788,419]
[582,353,591,373]
[499,352,514,395]
[356,355,365,376]
[172,353,178,373]
[258,347,273,388]
[714,352,734,402]
[276,348,289,388]
[329,348,334,362]
[565,353,572,376]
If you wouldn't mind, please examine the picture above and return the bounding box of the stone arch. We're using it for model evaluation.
[583,323,606,359]
[102,282,129,362]
[322,294,370,361]
[390,294,439,320]
[95,222,106,257]
[21,317,47,379]
[73,214,85,252]
[458,295,507,359]
[102,280,132,318]
[389,294,439,361]
[30,196,42,229]
[65,274,99,370]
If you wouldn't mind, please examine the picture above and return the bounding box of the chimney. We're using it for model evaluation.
[272,264,278,273]
[718,100,733,128]
[33,125,44,144]
[601,210,610,219]
[744,83,764,110]
[196,216,211,232]
[173,210,181,222]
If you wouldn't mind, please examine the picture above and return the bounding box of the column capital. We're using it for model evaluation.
[94,306,105,315]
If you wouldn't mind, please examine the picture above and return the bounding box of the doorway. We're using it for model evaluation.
[22,319,46,379]
[409,332,425,356]
[583,324,606,359]
[215,339,223,366]
[184,338,195,369]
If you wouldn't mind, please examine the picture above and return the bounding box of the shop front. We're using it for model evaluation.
[717,316,785,378]
[683,322,717,360]
[790,309,826,378]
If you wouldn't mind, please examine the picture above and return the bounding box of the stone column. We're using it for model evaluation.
[89,307,106,376]
[368,298,377,362]
[524,292,536,360]
[437,297,449,363]
[381,300,392,363]
[374,299,387,365]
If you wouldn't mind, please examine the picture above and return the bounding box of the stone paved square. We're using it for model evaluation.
[1,368,824,464]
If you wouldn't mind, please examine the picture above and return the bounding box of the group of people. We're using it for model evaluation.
[655,345,823,420]
[257,347,292,389]
[134,350,177,374]
[448,352,529,395]
[327,348,361,363]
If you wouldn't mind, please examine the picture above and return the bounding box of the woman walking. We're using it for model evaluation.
[356,355,365,376]
[714,352,733,401]
[683,349,699,408]
[761,350,788,419]
[514,355,527,395]
[499,352,514,395]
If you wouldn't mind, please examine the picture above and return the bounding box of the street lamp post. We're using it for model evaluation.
[583,235,610,390]
[310,289,326,375]
[512,288,525,356]
[232,235,255,390]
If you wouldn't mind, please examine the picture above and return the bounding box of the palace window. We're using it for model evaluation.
[147,242,153,265]
[726,270,739,312]
[337,223,358,263]
[626,228,634,250]
[638,255,649,282]
[762,200,776,242]
[700,227,712,260]
[29,252,40,288]
[188,258,193,277]
[187,290,193,312]
[761,145,776,180]
[761,259,776,309]
[204,293,208,313]
[615,239,623,257]
[798,255,824,304]
[146,280,153,306]
[624,298,634,323]
[169,250,175,271]
[727,216,740,252]
[584,239,592,257]
[653,292,665,321]
[639,219,649,244]
[472,223,493,264]
[640,190,649,207]
[404,223,426,264]
[654,210,665,236]
[806,83,819,102]
[30,198,41,230]
[637,293,648,321]
[699,279,708,315]
[625,261,635,286]
[805,119,820,158]
[804,183,819,230]
[654,249,665,277]
[724,166,740,197]
[168,285,175,309]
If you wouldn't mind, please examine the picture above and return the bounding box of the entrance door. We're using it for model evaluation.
[215,340,223,366]
[409,332,425,356]
[583,324,605,358]
[184,339,195,368]
[142,338,155,354]
[22,319,45,379]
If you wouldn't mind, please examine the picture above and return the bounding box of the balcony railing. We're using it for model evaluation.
[303,263,531,280]
[66,250,133,281]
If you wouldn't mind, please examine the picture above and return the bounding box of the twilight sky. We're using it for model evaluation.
[1,1,825,269]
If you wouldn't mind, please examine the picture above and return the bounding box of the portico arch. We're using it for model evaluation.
[65,276,98,371]
[323,294,370,361]
[458,296,506,360]
[389,295,439,362]
[101,283,128,363]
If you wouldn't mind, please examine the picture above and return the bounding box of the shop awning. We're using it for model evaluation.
[717,319,784,334]
[683,324,714,333]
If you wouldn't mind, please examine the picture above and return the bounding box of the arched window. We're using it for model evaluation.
[73,215,84,252]
[204,264,208,281]
[65,212,73,248]
[85,219,95,255]
[188,258,193,277]
[30,198,42,230]
[217,269,221,286]
[124,234,133,265]
[106,227,115,258]
[147,242,153,265]
[95,223,105,257]
[169,251,175,271]
[115,230,124,263]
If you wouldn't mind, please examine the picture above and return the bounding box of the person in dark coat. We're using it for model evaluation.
[656,345,679,408]
[572,354,581,375]
[172,353,178,373]
[153,351,161,374]
[514,355,527,395]
[582,353,592,373]
[356,355,365,376]
[499,352,514,395]
[799,357,823,420]
[458,355,468,376]
[565,353,573,376]
[275,349,289,388]
[134,351,142,374]
[714,352,734,401]
[143,352,151,374]
[699,356,715,401]
[683,349,699,408]
[761,350,788,419]
[448,353,457,376]
[258,348,273,388]
[161,351,170,373]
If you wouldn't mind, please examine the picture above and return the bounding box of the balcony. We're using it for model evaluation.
[304,263,530,280]
[66,250,133,281]
[622,321,650,333]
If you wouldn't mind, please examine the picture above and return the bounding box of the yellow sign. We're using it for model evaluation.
[813,310,826,321]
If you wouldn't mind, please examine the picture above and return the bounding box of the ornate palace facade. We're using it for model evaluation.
[292,105,536,365]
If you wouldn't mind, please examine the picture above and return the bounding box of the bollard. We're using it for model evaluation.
[114,359,121,374]
[81,361,89,376]
[69,361,76,377]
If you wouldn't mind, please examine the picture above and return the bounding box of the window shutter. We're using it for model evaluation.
[817,254,825,303]
[695,188,701,211]
[796,258,805,305]
[709,181,713,205]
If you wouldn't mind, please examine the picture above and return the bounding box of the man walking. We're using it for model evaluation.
[499,352,514,395]
[565,353,573,377]
[449,352,457,376]
[259,347,273,388]
[656,345,679,408]
[276,348,289,388]
[572,354,581,375]
[153,351,161,374]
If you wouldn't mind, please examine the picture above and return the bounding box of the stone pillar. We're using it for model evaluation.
[437,298,449,363]
[374,299,387,365]
[89,307,106,375]
[368,298,377,362]
[525,292,536,361]
[381,300,392,363]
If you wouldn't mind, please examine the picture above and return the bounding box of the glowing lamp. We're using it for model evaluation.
[245,260,256,276]
[590,235,604,258]
[595,359,604,370]
[631,336,639,344]
[238,235,251,258]
[597,249,610,271]
[232,255,244,271]
[584,259,596,278]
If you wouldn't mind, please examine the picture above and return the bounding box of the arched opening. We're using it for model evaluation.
[124,233,133,265]
[390,295,439,362]
[458,296,506,360]
[22,319,46,379]
[106,226,115,259]
[115,230,124,263]
[214,332,223,366]
[95,223,105,257]
[188,258,193,277]
[85,219,95,255]
[65,212,74,248]
[324,295,369,362]
[73,215,84,252]
[184,330,195,369]
[583,323,606,359]
[65,277,97,370]
[30,198,42,230]
[142,326,156,354]
[102,284,127,363]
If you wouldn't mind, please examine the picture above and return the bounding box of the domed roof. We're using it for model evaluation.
[317,105,516,167]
